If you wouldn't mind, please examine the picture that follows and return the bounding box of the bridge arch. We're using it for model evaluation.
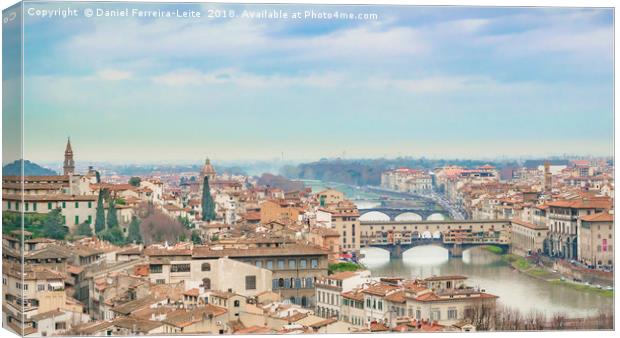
[360,211,391,222]
[427,213,446,221]
[394,212,423,221]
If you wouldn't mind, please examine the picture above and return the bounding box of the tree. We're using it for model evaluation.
[76,221,93,237]
[99,227,125,246]
[95,189,106,233]
[107,200,119,229]
[191,230,202,244]
[201,176,216,221]
[127,216,142,244]
[128,176,141,187]
[42,209,68,240]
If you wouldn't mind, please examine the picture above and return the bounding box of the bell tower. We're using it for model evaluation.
[63,138,75,176]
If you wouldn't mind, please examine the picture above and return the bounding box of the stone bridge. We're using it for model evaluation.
[359,208,450,222]
[360,219,512,258]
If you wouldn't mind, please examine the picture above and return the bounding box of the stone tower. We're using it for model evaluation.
[201,158,216,182]
[543,161,552,192]
[63,138,75,176]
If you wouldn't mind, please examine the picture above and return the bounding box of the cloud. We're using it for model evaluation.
[96,69,132,81]
[151,68,346,88]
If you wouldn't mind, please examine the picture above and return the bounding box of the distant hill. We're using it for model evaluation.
[2,160,57,176]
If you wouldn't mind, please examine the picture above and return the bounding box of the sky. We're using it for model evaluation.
[6,2,614,163]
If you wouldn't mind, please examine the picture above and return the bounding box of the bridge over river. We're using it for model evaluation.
[360,219,512,258]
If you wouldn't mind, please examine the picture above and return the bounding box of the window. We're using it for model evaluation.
[25,203,29,212]
[38,284,45,291]
[266,260,273,269]
[245,275,256,290]
[87,216,92,224]
[299,259,307,268]
[202,278,211,290]
[75,202,79,208]
[62,202,66,208]
[255,260,262,268]
[288,259,296,269]
[378,301,383,310]
[171,264,190,273]
[75,216,79,225]
[48,202,52,210]
[278,259,285,269]
[201,262,211,271]
[88,201,92,208]
[33,203,37,211]
[149,265,163,273]
[234,300,240,307]
[448,308,457,319]
[156,279,165,285]
[311,259,318,268]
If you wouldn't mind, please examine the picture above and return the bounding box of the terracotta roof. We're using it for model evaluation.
[384,290,406,303]
[424,275,467,282]
[361,282,400,296]
[511,219,548,231]
[162,305,227,328]
[580,211,614,222]
[546,198,612,210]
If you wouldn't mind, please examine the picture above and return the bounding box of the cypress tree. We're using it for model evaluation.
[127,216,142,243]
[201,176,216,221]
[107,200,119,229]
[94,189,106,233]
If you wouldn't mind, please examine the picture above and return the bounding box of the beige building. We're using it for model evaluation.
[2,193,98,232]
[329,201,361,255]
[510,219,548,256]
[578,211,614,268]
[2,263,73,335]
[315,270,371,320]
[316,189,345,207]
[145,256,273,298]
[546,197,612,259]
[308,227,340,261]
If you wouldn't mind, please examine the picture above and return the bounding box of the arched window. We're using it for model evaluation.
[201,278,211,290]
[278,278,285,288]
[301,296,308,307]
[201,262,211,271]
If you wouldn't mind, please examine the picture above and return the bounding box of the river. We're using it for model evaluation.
[361,246,613,317]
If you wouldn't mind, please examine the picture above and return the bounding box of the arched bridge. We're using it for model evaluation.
[359,208,450,222]
[360,219,511,258]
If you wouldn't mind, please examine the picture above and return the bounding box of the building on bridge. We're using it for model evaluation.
[360,219,511,258]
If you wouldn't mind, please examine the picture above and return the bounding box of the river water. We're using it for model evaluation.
[361,246,613,317]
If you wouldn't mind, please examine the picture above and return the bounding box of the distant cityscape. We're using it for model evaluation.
[1,138,614,335]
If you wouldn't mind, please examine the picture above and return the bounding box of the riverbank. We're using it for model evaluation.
[483,246,614,298]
